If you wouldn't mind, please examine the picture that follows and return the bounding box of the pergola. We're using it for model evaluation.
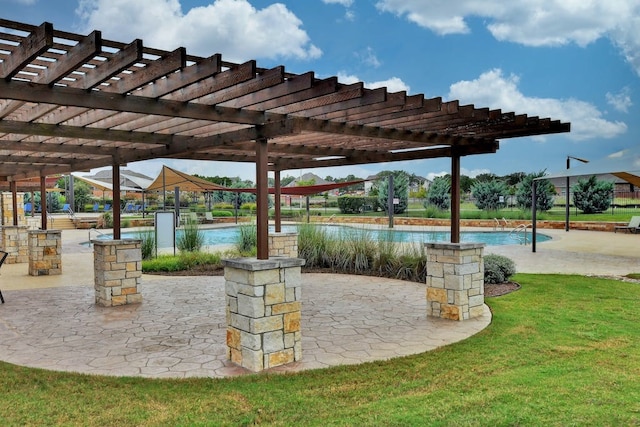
[0,19,570,259]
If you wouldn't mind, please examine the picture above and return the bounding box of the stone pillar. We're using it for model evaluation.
[93,239,142,307]
[1,225,29,264]
[28,230,62,276]
[223,257,305,372]
[1,192,25,226]
[425,242,485,321]
[268,232,298,258]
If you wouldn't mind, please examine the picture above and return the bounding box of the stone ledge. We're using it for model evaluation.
[223,257,305,271]
[425,242,486,250]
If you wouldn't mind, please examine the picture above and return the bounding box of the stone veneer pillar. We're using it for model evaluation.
[425,242,485,321]
[268,232,298,258]
[28,230,62,276]
[1,192,25,226]
[93,239,142,307]
[1,225,29,264]
[223,257,305,372]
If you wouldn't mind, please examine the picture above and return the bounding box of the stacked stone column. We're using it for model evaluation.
[28,230,62,275]
[268,232,298,257]
[224,257,305,372]
[1,226,29,264]
[0,192,25,226]
[426,242,485,321]
[93,240,142,307]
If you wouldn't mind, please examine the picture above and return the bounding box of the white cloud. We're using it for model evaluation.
[322,0,354,6]
[358,47,381,68]
[606,87,633,113]
[337,72,410,93]
[375,0,640,75]
[75,0,321,62]
[426,168,489,181]
[447,69,627,141]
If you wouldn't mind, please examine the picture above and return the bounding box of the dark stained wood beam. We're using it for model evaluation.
[35,31,102,85]
[108,47,186,94]
[0,79,271,125]
[80,39,143,90]
[0,22,54,79]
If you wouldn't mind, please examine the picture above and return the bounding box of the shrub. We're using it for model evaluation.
[472,180,509,211]
[211,210,233,217]
[240,202,257,211]
[425,176,451,210]
[213,202,234,210]
[337,196,378,214]
[484,254,516,284]
[516,171,556,212]
[572,175,614,214]
[377,172,409,214]
[96,211,113,229]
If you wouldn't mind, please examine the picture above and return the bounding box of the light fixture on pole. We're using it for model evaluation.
[565,155,589,232]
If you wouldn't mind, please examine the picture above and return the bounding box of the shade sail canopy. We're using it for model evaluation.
[146,165,227,192]
[0,19,569,182]
[539,147,640,187]
[71,172,143,192]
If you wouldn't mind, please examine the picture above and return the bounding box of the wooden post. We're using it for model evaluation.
[275,169,282,233]
[113,164,121,240]
[256,137,269,259]
[451,153,461,243]
[10,180,17,225]
[40,176,47,230]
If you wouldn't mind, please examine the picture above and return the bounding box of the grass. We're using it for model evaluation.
[1,274,639,425]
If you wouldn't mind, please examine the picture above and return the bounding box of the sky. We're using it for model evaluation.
[2,0,639,182]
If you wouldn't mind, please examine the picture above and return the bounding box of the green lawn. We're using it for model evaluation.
[1,274,639,425]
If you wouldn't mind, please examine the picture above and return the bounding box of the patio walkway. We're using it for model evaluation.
[1,226,637,378]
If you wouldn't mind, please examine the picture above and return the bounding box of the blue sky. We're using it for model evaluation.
[2,0,638,182]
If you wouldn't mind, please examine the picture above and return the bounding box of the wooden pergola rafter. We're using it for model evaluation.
[0,19,570,258]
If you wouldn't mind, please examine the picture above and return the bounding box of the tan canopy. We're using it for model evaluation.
[146,165,227,192]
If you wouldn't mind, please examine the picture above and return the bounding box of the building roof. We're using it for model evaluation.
[0,19,569,184]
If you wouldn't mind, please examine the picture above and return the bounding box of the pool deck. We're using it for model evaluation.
[0,225,637,379]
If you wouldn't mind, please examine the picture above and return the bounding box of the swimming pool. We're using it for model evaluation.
[104,224,550,247]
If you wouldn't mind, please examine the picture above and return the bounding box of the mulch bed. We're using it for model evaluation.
[146,266,522,297]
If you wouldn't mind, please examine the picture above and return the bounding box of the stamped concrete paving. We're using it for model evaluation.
[0,270,490,378]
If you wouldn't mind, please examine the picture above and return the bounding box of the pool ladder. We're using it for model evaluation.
[509,223,533,245]
[87,229,109,247]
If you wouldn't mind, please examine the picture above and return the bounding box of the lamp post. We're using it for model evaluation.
[565,155,589,232]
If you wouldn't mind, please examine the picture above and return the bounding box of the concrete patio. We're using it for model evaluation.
[0,226,637,378]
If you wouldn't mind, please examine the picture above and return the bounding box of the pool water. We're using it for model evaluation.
[108,224,550,247]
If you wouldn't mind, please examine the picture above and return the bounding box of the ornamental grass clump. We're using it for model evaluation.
[484,254,516,284]
[137,229,156,260]
[177,219,204,252]
[236,223,257,254]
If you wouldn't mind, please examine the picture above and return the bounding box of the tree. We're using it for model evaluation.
[471,179,508,211]
[460,175,474,194]
[572,175,614,214]
[424,176,451,210]
[73,180,93,211]
[516,171,556,212]
[376,172,408,214]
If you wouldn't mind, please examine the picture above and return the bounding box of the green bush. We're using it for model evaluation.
[484,254,516,284]
[213,202,234,210]
[572,175,614,214]
[142,252,223,272]
[337,196,378,214]
[211,210,233,217]
[240,202,257,211]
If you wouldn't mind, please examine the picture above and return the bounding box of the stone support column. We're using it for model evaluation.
[268,232,298,258]
[93,239,142,307]
[1,225,29,263]
[223,257,305,372]
[28,230,62,276]
[1,192,25,226]
[426,242,485,321]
